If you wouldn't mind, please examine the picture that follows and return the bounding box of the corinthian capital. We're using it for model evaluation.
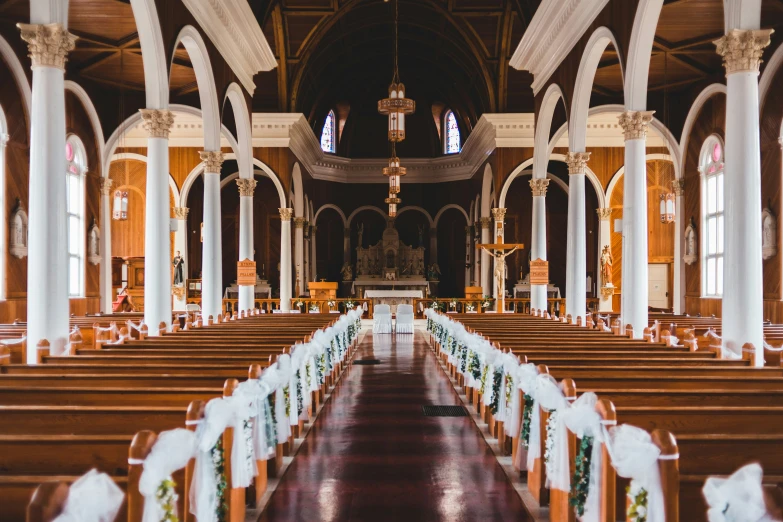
[139,109,175,139]
[100,177,113,196]
[596,208,612,221]
[173,207,189,220]
[293,217,307,229]
[279,208,294,221]
[199,151,224,172]
[236,178,257,197]
[529,178,550,197]
[17,23,77,70]
[618,111,655,141]
[479,217,492,229]
[714,29,774,75]
[672,179,684,197]
[491,208,506,222]
[565,152,591,175]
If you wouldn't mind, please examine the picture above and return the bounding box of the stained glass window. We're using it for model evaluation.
[320,110,336,153]
[65,136,86,297]
[444,110,460,154]
[701,136,724,298]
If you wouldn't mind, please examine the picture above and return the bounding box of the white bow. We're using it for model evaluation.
[51,470,124,522]
[137,429,197,522]
[703,463,776,522]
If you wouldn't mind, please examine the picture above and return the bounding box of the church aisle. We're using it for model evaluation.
[258,331,530,522]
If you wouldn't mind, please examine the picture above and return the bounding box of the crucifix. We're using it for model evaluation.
[477,221,524,312]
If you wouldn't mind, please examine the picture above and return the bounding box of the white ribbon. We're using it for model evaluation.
[561,392,604,522]
[703,463,777,522]
[51,469,124,522]
[531,374,570,491]
[138,429,197,522]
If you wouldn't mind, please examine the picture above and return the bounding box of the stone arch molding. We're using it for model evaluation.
[347,205,388,227]
[433,204,469,226]
[0,33,32,122]
[223,83,253,180]
[605,153,676,203]
[313,204,348,227]
[481,164,493,218]
[291,163,304,216]
[498,163,573,208]
[397,206,435,227]
[534,83,567,178]
[129,0,168,109]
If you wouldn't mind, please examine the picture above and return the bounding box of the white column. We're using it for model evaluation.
[672,179,685,315]
[479,217,491,295]
[716,29,772,364]
[200,151,224,322]
[100,178,113,314]
[530,178,549,311]
[237,178,256,313]
[172,206,189,312]
[138,110,175,335]
[293,217,305,296]
[280,208,293,311]
[619,111,654,339]
[310,225,317,281]
[464,226,472,290]
[20,24,76,360]
[565,153,589,324]
[596,208,614,312]
[491,208,506,309]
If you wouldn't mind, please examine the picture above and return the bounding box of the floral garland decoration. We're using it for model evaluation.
[627,483,648,522]
[211,438,228,522]
[309,303,319,312]
[265,395,278,448]
[295,370,304,417]
[243,419,254,475]
[569,435,594,516]
[283,385,291,418]
[344,300,355,310]
[318,354,326,384]
[449,299,458,309]
[469,352,482,382]
[430,300,440,310]
[479,364,489,394]
[543,410,559,467]
[294,299,304,309]
[155,477,178,522]
[327,299,336,309]
[520,394,534,448]
[305,362,312,390]
[460,346,468,374]
[490,369,503,415]
[504,375,514,411]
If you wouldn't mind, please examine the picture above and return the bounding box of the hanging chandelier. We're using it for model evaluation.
[378,0,414,217]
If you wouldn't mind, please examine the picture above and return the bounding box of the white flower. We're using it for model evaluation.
[635,506,646,518]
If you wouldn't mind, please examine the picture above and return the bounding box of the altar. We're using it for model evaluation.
[513,282,561,298]
[365,289,423,314]
[223,277,272,299]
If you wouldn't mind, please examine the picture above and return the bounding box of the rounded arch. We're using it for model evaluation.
[172,26,220,151]
[534,83,567,178]
[760,42,783,108]
[468,200,475,222]
[0,33,31,121]
[304,194,310,220]
[397,206,435,227]
[625,0,664,110]
[110,152,181,206]
[65,80,105,176]
[291,163,304,216]
[182,154,286,209]
[481,164,493,218]
[698,134,725,172]
[570,27,624,152]
[223,83,253,180]
[498,158,577,206]
[129,0,168,109]
[679,84,727,178]
[605,153,676,203]
[347,205,387,227]
[314,204,348,227]
[103,104,240,177]
[433,204,469,226]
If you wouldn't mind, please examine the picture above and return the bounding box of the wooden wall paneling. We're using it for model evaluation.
[109,159,147,258]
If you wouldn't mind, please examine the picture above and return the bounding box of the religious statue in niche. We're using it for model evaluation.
[427,263,441,281]
[9,198,28,259]
[357,222,364,248]
[600,245,613,287]
[762,205,777,261]
[684,217,698,265]
[340,262,353,281]
[87,220,101,265]
[172,250,185,286]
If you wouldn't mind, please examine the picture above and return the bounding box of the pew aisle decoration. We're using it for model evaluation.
[424,310,674,522]
[702,463,776,522]
[51,469,125,522]
[137,429,197,522]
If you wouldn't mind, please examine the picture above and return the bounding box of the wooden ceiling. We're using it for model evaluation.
[592,0,783,97]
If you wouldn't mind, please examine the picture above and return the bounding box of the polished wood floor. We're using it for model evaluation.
[259,331,530,522]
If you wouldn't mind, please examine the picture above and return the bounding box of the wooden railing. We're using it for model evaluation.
[412,298,567,318]
[222,298,372,316]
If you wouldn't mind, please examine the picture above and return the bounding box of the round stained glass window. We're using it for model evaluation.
[712,142,722,163]
[65,142,74,162]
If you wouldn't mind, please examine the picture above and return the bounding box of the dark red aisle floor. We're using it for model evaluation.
[258,331,531,522]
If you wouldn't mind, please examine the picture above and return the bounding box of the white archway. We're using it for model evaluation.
[172,26,220,151]
[314,204,348,227]
[433,204,469,226]
[65,80,105,176]
[760,43,783,108]
[103,104,240,177]
[605,153,676,203]
[569,27,624,152]
[223,83,253,180]
[397,205,435,227]
[625,0,664,110]
[291,163,304,216]
[534,83,567,178]
[0,103,7,299]
[498,162,573,207]
[679,84,727,178]
[129,0,168,109]
[481,164,493,218]
[0,34,32,122]
[109,152,181,206]
[347,205,388,226]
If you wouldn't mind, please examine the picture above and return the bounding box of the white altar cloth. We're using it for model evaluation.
[365,290,423,314]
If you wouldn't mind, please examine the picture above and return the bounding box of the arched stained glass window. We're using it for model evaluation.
[701,135,724,298]
[444,110,461,154]
[320,110,336,153]
[66,135,87,297]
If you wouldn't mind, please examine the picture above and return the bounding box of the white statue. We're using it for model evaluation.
[762,207,777,261]
[684,217,697,265]
[9,199,28,259]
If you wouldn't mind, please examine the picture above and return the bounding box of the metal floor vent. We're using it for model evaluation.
[353,359,382,365]
[422,405,468,417]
